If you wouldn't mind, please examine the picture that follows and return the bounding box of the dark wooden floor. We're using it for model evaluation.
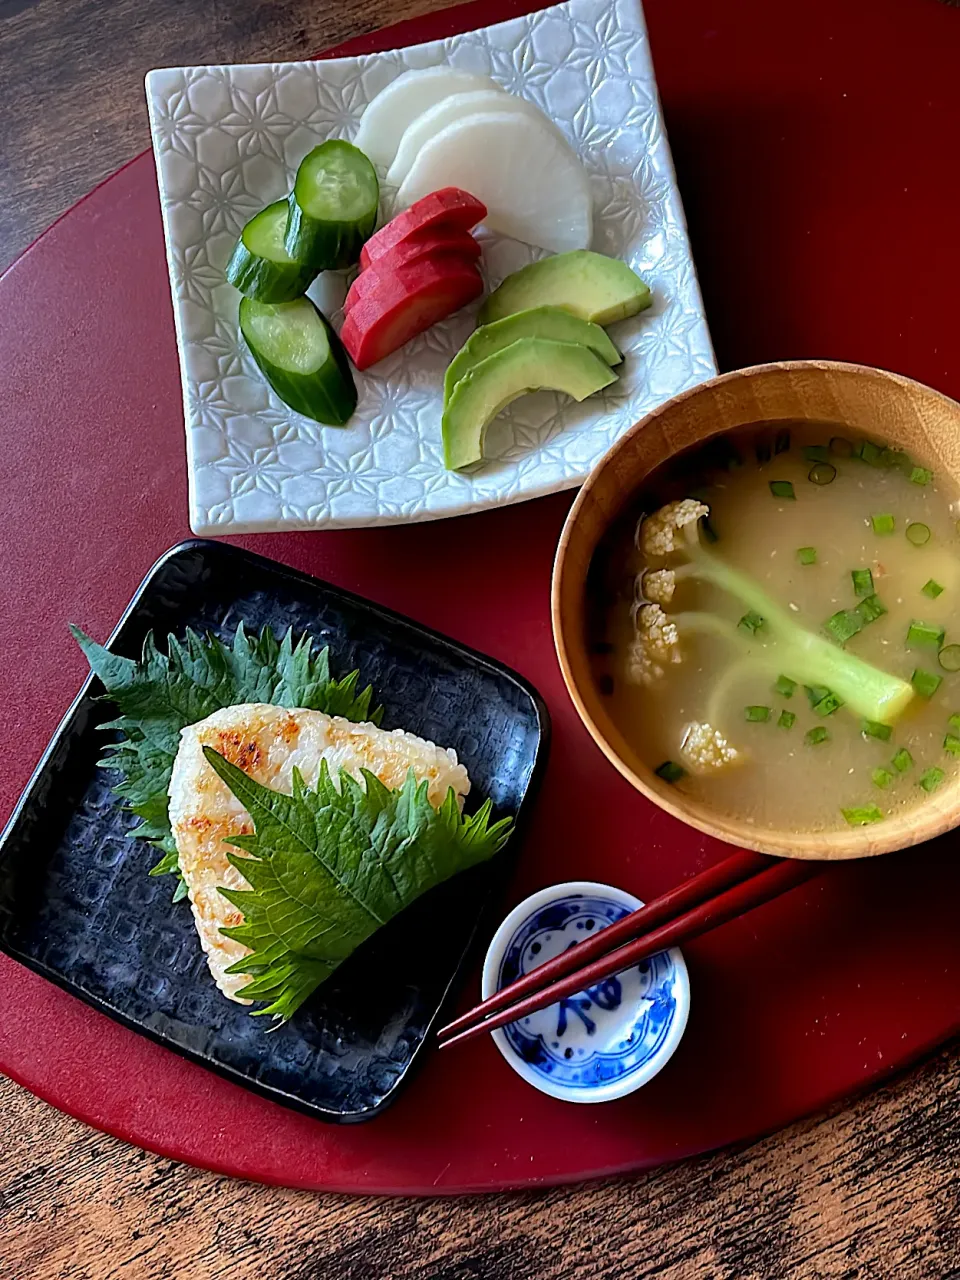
[3,2,960,1277]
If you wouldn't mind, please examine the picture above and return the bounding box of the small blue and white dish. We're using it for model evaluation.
[482,881,690,1104]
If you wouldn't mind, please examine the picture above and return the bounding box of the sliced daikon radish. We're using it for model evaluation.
[355,67,500,169]
[396,111,592,254]
[387,89,563,186]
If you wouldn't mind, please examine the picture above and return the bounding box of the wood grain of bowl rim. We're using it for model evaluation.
[551,359,960,860]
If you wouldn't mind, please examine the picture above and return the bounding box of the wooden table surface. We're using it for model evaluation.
[3,2,960,1277]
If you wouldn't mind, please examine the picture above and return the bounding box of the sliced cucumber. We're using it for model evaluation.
[240,297,357,426]
[443,306,621,407]
[285,140,379,271]
[225,200,317,302]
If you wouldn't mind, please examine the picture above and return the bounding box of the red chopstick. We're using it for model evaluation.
[439,849,770,1041]
[438,853,824,1050]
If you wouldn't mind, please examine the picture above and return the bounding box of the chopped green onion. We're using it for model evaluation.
[861,719,892,741]
[830,436,854,458]
[906,522,931,546]
[856,594,887,625]
[804,684,831,708]
[774,674,797,698]
[851,568,874,597]
[797,546,817,565]
[910,466,933,486]
[738,611,765,634]
[774,429,791,455]
[892,747,914,772]
[745,705,772,722]
[803,445,830,463]
[777,710,796,729]
[755,436,772,464]
[906,620,946,648]
[813,690,844,716]
[842,804,884,825]
[655,761,685,783]
[871,513,895,535]
[769,480,795,500]
[949,713,960,734]
[911,668,943,698]
[880,447,910,470]
[805,726,830,746]
[922,579,944,599]
[704,438,743,472]
[824,609,863,645]
[944,734,960,757]
[872,768,894,790]
[919,766,945,793]
[856,440,885,466]
[939,644,960,672]
[808,462,837,486]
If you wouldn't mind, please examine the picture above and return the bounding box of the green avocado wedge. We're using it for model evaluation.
[443,306,621,407]
[442,337,618,471]
[478,251,652,327]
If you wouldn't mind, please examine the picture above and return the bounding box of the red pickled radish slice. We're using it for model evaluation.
[341,260,483,369]
[359,188,486,269]
[344,239,481,316]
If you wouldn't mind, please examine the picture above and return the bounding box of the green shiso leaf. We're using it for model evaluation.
[71,623,382,894]
[203,750,513,1022]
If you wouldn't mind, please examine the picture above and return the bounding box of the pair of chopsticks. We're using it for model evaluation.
[438,849,826,1050]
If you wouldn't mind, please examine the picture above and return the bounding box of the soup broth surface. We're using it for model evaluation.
[589,424,960,833]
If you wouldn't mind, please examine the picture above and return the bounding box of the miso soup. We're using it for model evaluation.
[588,425,960,832]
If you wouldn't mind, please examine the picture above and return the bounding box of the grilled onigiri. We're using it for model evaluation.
[167,703,471,1003]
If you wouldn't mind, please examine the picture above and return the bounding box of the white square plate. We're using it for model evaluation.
[146,0,716,534]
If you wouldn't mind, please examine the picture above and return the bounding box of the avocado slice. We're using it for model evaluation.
[478,251,652,328]
[442,337,618,471]
[443,306,622,407]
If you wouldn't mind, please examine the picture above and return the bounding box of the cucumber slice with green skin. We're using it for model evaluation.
[285,140,379,271]
[225,200,318,302]
[239,297,357,426]
[443,306,622,407]
[442,337,618,471]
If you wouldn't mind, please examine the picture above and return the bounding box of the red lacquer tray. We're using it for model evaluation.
[0,0,958,1195]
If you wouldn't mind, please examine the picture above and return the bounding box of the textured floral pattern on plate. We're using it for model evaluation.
[145,0,716,533]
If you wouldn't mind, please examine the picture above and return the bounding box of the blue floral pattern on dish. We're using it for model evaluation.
[498,894,681,1089]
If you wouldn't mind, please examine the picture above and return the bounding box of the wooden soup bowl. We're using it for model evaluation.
[552,360,960,859]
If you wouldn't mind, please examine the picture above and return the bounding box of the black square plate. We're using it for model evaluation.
[0,541,548,1123]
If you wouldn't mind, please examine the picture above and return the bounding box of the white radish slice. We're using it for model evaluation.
[355,67,500,169]
[396,111,593,255]
[386,90,562,186]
